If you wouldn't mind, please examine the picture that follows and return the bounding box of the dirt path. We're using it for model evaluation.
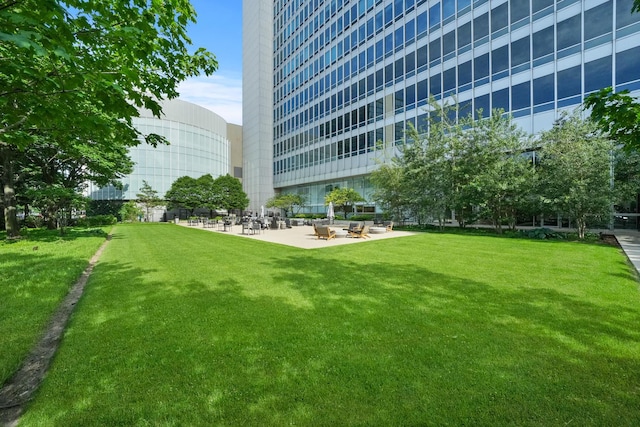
[0,234,112,426]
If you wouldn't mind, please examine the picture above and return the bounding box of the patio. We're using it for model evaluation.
[178,220,415,249]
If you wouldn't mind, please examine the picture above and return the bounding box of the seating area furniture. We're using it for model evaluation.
[348,225,370,239]
[344,222,362,236]
[315,225,336,240]
[384,221,394,231]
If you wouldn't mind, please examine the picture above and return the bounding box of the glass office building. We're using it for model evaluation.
[243,0,640,214]
[88,99,234,219]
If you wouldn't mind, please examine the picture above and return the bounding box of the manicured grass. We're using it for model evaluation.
[0,228,110,385]
[17,223,640,425]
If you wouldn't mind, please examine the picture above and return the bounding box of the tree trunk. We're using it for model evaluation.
[577,218,587,239]
[1,147,20,238]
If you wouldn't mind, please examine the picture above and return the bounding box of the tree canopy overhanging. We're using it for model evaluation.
[0,0,218,237]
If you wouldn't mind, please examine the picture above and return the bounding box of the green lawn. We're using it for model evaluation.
[13,223,640,425]
[0,228,110,385]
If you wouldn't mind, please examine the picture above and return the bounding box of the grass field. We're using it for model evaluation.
[8,223,640,425]
[0,228,110,385]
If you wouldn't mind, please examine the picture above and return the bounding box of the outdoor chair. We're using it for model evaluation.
[384,221,394,232]
[349,225,370,239]
[316,225,336,240]
[345,222,363,237]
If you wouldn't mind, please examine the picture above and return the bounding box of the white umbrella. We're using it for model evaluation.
[327,202,335,222]
[260,205,265,218]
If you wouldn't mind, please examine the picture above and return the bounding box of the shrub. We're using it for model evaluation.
[522,228,564,240]
[22,215,44,228]
[76,215,117,227]
[350,214,374,221]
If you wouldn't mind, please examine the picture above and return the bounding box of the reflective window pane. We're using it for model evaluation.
[616,46,640,85]
[584,1,612,41]
[491,44,509,74]
[533,0,553,13]
[557,15,581,50]
[533,74,554,105]
[491,3,508,33]
[511,81,530,110]
[443,31,456,55]
[492,87,510,112]
[474,52,489,80]
[533,26,554,59]
[429,38,441,62]
[617,0,640,29]
[557,66,580,99]
[511,0,529,24]
[474,12,489,41]
[457,21,471,48]
[458,60,472,85]
[511,36,530,67]
[585,56,612,92]
[474,93,490,119]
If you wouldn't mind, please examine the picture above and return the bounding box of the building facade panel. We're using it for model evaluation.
[88,99,234,217]
[243,0,640,215]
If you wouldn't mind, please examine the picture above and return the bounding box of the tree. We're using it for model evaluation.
[0,1,218,238]
[119,201,143,222]
[215,174,249,213]
[265,193,306,217]
[468,112,535,233]
[585,88,640,152]
[324,187,366,219]
[537,112,614,239]
[197,174,223,217]
[136,181,163,222]
[369,160,408,223]
[165,176,201,217]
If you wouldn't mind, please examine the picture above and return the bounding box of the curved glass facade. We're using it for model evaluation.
[244,0,640,214]
[88,99,231,201]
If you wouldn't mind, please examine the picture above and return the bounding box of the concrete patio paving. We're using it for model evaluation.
[178,221,416,249]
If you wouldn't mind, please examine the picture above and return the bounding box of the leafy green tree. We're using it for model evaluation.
[136,180,163,222]
[369,159,408,223]
[468,112,535,233]
[585,88,640,152]
[165,176,201,217]
[215,174,249,213]
[0,0,217,238]
[119,201,143,222]
[197,174,223,217]
[324,187,366,219]
[537,112,614,239]
[265,193,306,217]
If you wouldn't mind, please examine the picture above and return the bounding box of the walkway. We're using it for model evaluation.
[613,230,640,277]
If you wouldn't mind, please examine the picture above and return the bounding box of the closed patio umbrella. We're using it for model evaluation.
[327,202,335,223]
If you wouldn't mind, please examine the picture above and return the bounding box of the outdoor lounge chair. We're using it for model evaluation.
[349,225,370,239]
[316,225,336,240]
[384,221,394,232]
[344,222,362,236]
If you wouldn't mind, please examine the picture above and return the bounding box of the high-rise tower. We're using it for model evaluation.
[244,0,640,215]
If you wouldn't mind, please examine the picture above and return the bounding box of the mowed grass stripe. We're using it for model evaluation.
[0,228,110,385]
[19,223,640,425]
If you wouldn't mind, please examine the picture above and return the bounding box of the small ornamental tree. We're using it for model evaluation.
[266,193,306,217]
[119,201,143,222]
[324,187,366,219]
[136,180,163,222]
